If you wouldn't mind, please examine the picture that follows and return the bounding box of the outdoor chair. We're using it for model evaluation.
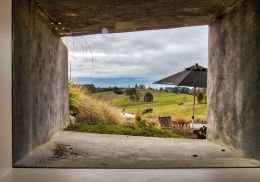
[158,116,172,130]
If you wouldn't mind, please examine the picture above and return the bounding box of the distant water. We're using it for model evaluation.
[70,77,155,88]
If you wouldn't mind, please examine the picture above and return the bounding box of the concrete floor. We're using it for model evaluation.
[15,131,260,168]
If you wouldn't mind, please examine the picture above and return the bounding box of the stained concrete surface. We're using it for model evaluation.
[2,169,260,182]
[15,132,260,168]
[32,0,244,36]
[13,0,69,163]
[207,0,260,160]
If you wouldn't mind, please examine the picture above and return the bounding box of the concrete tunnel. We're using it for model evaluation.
[12,0,260,164]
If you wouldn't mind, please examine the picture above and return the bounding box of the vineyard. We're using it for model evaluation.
[92,89,206,120]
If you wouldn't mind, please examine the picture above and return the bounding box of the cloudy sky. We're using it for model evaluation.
[63,25,208,87]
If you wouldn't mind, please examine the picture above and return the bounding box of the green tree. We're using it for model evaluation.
[83,84,96,94]
[125,88,136,95]
[129,94,139,101]
[138,84,146,89]
[113,87,123,94]
[203,93,207,104]
[144,92,153,102]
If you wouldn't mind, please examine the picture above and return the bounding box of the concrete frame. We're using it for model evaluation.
[0,0,12,176]
[207,0,260,160]
[10,0,260,165]
[1,0,260,181]
[12,0,69,163]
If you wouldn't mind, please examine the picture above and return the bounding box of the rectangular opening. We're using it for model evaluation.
[64,26,208,138]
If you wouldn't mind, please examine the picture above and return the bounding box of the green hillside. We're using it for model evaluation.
[92,89,206,121]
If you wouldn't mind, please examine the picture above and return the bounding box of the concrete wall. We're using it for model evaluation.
[207,0,260,160]
[13,0,69,163]
[0,0,12,176]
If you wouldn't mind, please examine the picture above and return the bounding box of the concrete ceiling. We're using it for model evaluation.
[33,0,244,36]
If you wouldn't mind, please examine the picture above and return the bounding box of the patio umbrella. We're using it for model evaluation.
[153,63,207,128]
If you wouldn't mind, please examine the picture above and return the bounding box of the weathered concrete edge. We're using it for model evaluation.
[12,0,69,163]
[207,0,260,160]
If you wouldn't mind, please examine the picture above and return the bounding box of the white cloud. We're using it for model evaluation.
[63,25,208,80]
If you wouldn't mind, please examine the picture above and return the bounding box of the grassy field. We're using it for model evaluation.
[92,89,207,121]
[66,124,183,138]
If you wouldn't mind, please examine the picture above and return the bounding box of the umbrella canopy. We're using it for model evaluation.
[153,63,207,88]
[153,63,207,128]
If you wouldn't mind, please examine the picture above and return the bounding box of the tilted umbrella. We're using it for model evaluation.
[153,63,207,128]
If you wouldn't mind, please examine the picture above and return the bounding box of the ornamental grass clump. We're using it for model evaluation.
[69,83,122,125]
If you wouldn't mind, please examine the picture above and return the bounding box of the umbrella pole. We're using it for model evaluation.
[192,87,196,128]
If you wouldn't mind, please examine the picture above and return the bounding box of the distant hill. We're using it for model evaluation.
[92,91,123,101]
[71,77,154,88]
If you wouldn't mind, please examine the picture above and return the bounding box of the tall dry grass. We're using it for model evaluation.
[172,116,206,124]
[69,84,123,125]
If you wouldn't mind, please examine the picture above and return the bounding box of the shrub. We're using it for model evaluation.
[203,93,207,104]
[68,83,123,125]
[82,84,96,94]
[125,88,137,95]
[144,92,153,102]
[193,126,207,139]
[142,108,153,114]
[135,110,142,123]
[197,92,204,104]
[113,87,123,94]
[134,110,149,127]
[69,83,80,117]
[129,94,139,101]
[66,123,183,138]
[137,120,148,127]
